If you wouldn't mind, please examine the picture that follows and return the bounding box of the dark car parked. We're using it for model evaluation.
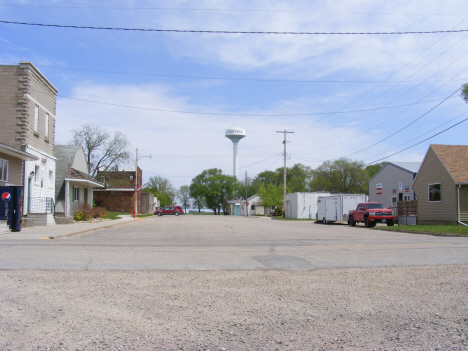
[155,206,184,216]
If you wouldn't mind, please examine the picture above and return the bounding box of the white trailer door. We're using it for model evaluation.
[325,198,338,222]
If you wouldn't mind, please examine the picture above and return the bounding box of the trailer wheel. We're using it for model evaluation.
[323,218,327,224]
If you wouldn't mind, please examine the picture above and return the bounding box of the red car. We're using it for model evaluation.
[155,206,184,216]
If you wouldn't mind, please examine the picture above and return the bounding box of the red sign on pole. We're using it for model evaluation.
[246,202,249,206]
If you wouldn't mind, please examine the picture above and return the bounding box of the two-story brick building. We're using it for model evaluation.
[0,62,58,226]
[93,167,143,213]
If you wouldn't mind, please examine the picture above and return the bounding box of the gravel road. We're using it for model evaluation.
[1,265,467,350]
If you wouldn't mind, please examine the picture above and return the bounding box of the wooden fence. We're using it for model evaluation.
[397,200,417,216]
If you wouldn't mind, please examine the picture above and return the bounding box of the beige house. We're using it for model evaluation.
[0,62,58,226]
[413,144,468,225]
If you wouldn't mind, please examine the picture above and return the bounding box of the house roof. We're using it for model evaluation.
[389,162,421,173]
[67,168,104,187]
[431,144,468,183]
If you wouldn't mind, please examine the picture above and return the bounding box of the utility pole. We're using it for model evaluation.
[276,130,294,218]
[245,171,248,217]
[134,148,138,218]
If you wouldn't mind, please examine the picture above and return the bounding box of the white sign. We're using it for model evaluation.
[376,183,382,189]
[399,182,403,191]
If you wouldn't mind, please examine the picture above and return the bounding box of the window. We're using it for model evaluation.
[0,159,8,182]
[391,196,397,206]
[34,105,39,133]
[73,186,80,202]
[45,113,49,137]
[404,195,411,201]
[35,165,40,183]
[428,183,441,202]
[48,171,53,187]
[251,205,255,210]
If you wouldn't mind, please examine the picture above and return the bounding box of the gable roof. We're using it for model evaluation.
[389,162,421,173]
[431,144,468,183]
[369,161,421,183]
[67,168,104,187]
[55,145,84,168]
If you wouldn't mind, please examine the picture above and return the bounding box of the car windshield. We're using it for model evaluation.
[366,204,385,209]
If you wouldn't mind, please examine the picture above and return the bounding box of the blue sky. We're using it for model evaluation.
[1,0,468,189]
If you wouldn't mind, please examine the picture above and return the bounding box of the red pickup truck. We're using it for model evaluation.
[348,202,394,228]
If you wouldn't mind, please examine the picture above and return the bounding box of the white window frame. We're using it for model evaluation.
[34,105,39,133]
[404,195,411,201]
[428,183,441,202]
[391,196,397,206]
[45,113,49,138]
[73,186,80,202]
[0,159,8,182]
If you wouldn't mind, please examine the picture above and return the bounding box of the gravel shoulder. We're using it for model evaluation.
[1,265,467,350]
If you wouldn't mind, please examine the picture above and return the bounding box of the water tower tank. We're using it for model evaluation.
[225,127,246,178]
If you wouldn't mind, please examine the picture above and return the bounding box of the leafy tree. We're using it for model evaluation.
[309,158,367,194]
[257,183,283,209]
[190,168,238,215]
[177,185,191,213]
[275,163,312,193]
[462,83,468,103]
[192,195,206,213]
[144,175,176,207]
[69,124,131,176]
[365,162,387,179]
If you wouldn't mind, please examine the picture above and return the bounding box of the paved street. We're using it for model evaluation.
[1,215,467,270]
[2,216,468,350]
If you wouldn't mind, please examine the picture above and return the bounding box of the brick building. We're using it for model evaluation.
[93,167,143,213]
[0,62,58,225]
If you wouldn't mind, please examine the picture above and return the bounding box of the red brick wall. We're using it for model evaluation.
[94,191,141,213]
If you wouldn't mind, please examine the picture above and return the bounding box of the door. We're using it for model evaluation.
[235,204,240,216]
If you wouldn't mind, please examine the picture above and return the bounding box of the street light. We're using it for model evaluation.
[134,148,152,218]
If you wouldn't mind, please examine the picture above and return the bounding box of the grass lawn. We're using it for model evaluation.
[107,212,153,220]
[187,212,216,215]
[272,217,316,221]
[375,224,468,236]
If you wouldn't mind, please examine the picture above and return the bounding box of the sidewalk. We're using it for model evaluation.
[0,215,143,240]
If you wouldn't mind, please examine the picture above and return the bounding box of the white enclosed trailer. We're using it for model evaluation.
[317,194,367,223]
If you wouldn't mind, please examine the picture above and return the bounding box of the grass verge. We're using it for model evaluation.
[375,224,468,236]
[107,212,153,220]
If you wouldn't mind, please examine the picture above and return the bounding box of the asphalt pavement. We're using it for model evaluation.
[1,215,467,270]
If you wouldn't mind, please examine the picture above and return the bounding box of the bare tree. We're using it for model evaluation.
[177,185,191,213]
[70,124,131,176]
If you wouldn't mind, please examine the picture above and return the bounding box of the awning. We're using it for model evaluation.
[0,143,38,161]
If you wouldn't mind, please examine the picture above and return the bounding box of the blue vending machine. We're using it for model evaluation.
[0,186,23,232]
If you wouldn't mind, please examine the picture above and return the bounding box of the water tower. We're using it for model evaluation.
[225,127,246,178]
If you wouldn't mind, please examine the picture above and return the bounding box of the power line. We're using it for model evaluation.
[1,5,467,16]
[2,20,468,35]
[342,88,461,158]
[4,60,465,84]
[365,115,468,166]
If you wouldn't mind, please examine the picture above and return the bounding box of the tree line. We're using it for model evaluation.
[141,158,387,213]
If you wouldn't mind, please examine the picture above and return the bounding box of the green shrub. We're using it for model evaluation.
[73,211,91,221]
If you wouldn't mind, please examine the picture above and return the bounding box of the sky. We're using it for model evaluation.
[1,0,468,190]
